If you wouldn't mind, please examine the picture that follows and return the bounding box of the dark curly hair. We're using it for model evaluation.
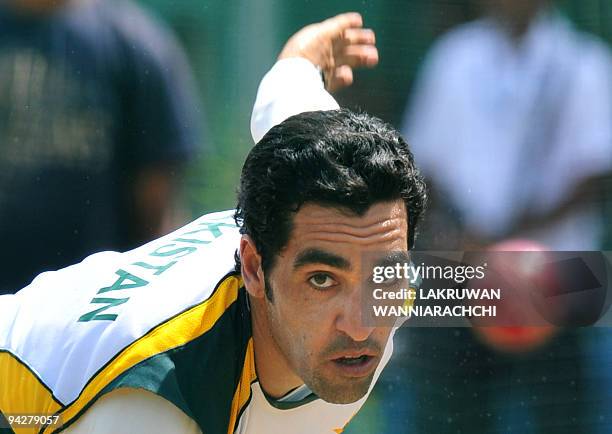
[234,108,427,285]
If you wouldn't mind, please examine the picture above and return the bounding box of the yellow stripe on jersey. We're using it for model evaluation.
[43,274,243,434]
[227,338,257,434]
[0,351,62,434]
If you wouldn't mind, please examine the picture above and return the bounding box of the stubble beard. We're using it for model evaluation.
[264,290,374,405]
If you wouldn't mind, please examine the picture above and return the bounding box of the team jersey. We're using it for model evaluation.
[0,210,392,434]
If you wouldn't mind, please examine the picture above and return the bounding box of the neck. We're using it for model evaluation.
[492,15,531,42]
[491,5,545,43]
[249,294,303,398]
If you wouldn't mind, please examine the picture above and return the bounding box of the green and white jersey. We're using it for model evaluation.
[1,210,245,433]
[1,56,396,434]
[0,210,393,434]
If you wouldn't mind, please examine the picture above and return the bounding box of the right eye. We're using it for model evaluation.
[308,273,337,290]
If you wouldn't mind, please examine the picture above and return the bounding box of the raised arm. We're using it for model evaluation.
[251,12,378,143]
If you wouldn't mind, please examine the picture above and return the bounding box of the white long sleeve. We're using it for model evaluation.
[250,57,340,143]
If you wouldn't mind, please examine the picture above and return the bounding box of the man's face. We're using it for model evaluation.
[264,200,408,404]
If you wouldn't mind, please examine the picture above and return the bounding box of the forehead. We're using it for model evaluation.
[283,201,408,257]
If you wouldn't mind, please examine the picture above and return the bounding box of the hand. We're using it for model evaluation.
[278,12,378,92]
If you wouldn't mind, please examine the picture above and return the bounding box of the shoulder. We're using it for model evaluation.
[408,20,492,113]
[545,13,612,91]
[1,211,242,407]
[83,0,186,67]
[566,26,612,76]
[64,388,202,434]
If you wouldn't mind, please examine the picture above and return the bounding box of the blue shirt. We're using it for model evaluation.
[0,0,201,293]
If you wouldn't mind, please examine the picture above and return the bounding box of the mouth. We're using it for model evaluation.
[331,354,378,377]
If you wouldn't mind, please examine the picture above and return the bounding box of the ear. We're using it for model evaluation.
[239,235,266,299]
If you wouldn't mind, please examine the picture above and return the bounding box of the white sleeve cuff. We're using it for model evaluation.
[250,57,340,144]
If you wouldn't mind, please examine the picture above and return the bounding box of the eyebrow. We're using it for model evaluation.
[293,248,352,271]
[372,251,411,268]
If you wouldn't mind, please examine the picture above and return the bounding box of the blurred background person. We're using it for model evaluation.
[0,0,201,294]
[384,1,612,433]
[402,0,612,251]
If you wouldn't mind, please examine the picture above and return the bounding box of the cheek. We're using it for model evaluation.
[279,276,334,321]
[275,295,337,357]
[272,271,344,343]
[374,327,394,348]
[277,295,332,346]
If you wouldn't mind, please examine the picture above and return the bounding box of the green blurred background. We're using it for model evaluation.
[136,0,612,219]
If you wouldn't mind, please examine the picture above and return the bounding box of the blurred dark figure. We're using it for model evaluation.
[0,0,201,294]
[381,1,612,433]
[403,0,612,251]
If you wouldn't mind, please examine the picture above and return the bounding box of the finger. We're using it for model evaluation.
[326,65,354,92]
[342,28,376,46]
[321,12,363,37]
[334,45,379,68]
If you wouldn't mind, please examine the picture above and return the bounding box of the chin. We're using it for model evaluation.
[319,388,369,405]
[310,375,373,405]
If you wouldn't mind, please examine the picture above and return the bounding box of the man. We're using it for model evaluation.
[0,13,426,434]
[403,0,612,250]
[396,1,612,432]
[0,0,201,294]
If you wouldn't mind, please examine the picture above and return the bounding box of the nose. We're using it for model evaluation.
[335,285,375,342]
